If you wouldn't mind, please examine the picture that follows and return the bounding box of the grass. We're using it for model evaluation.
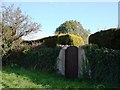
[0,65,117,89]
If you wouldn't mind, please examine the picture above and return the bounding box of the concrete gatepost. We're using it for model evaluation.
[78,46,86,79]
[57,45,69,75]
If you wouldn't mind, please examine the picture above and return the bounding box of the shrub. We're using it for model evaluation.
[57,34,72,45]
[43,36,58,47]
[3,46,62,71]
[89,28,120,50]
[58,34,84,47]
[42,34,84,47]
[83,44,120,85]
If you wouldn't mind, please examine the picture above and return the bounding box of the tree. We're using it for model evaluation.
[55,20,90,43]
[1,4,41,54]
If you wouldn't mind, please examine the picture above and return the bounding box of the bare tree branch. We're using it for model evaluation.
[1,4,41,53]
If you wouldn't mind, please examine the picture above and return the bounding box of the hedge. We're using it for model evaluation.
[83,44,120,85]
[89,28,120,50]
[43,34,84,47]
[43,36,58,47]
[3,46,62,71]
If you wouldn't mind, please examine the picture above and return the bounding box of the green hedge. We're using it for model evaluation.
[43,36,58,47]
[3,46,61,71]
[43,34,84,47]
[89,28,120,50]
[83,44,120,85]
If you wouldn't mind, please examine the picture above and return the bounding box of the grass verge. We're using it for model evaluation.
[0,65,117,88]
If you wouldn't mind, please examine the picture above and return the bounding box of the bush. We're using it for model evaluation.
[57,34,72,45]
[3,46,62,71]
[42,34,84,47]
[89,28,120,50]
[58,34,84,47]
[83,44,120,85]
[43,36,58,47]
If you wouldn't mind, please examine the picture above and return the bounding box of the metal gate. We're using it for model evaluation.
[65,46,78,79]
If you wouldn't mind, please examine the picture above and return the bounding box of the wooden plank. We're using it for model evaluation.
[65,46,78,79]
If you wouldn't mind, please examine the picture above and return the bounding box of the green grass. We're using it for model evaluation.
[0,66,117,88]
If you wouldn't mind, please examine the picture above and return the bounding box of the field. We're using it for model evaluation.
[0,66,115,89]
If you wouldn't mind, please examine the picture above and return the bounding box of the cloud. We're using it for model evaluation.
[22,31,53,41]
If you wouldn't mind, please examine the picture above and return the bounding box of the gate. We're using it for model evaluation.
[65,46,78,79]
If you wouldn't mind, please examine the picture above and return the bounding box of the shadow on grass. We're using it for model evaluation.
[2,66,99,88]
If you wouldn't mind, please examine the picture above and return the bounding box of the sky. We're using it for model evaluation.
[2,2,119,40]
[118,1,120,27]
